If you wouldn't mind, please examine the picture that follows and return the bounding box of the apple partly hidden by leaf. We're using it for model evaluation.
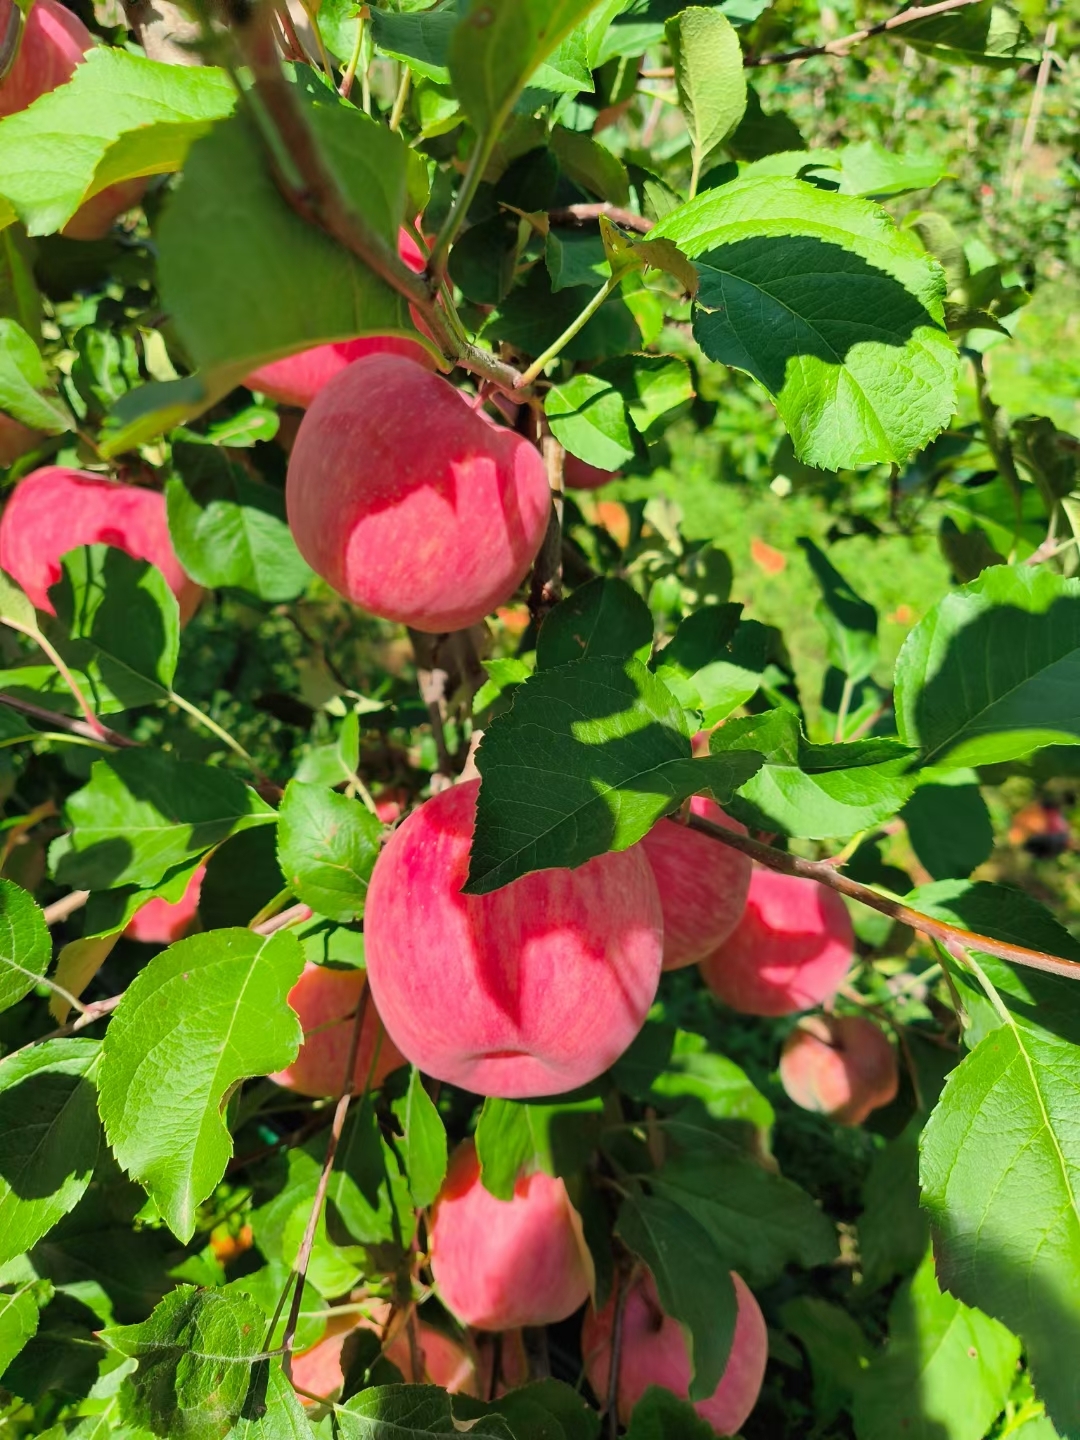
[364,779,664,1098]
[125,866,205,945]
[429,1139,593,1331]
[285,355,551,633]
[269,960,405,1098]
[780,1013,899,1125]
[582,1268,767,1436]
[698,867,855,1016]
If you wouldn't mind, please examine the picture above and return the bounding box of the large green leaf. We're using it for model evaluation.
[0,1039,101,1267]
[390,1069,448,1210]
[0,319,71,432]
[903,0,1036,68]
[666,7,747,191]
[798,537,878,683]
[166,442,313,603]
[901,768,993,880]
[448,0,604,133]
[852,1250,1020,1440]
[0,1277,51,1379]
[616,1190,737,1403]
[651,178,958,469]
[102,1286,267,1440]
[0,48,235,236]
[708,708,917,838]
[536,578,653,670]
[98,929,305,1241]
[475,1095,603,1200]
[894,566,1080,767]
[277,782,383,924]
[545,373,637,471]
[0,876,50,1015]
[48,547,180,714]
[107,79,420,452]
[466,655,764,893]
[337,1386,513,1438]
[54,750,277,891]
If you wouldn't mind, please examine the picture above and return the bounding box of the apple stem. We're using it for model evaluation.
[686,811,1080,982]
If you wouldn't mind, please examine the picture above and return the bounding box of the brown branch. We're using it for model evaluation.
[548,204,653,236]
[686,813,1080,982]
[227,1,529,399]
[43,890,90,927]
[0,691,137,748]
[280,984,370,1378]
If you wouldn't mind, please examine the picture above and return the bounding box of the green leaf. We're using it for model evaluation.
[277,782,382,924]
[102,1286,266,1440]
[390,1069,448,1209]
[781,1297,871,1429]
[466,655,764,893]
[448,0,604,134]
[597,354,695,438]
[0,228,42,337]
[0,875,49,1014]
[48,546,180,714]
[111,87,418,450]
[901,768,993,880]
[0,1039,101,1267]
[536,578,653,669]
[0,320,71,432]
[903,0,1036,68]
[652,605,771,721]
[709,708,917,838]
[623,1388,715,1440]
[323,1097,416,1252]
[665,7,747,189]
[651,178,958,469]
[55,750,277,891]
[475,1095,603,1201]
[630,1115,838,1287]
[859,1122,931,1292]
[0,1278,51,1379]
[852,1250,1020,1440]
[546,373,636,470]
[798,537,878,683]
[532,22,596,94]
[920,998,1080,1435]
[495,1380,600,1440]
[550,127,629,206]
[894,565,1080,767]
[98,929,305,1240]
[370,6,455,82]
[546,231,611,292]
[649,1032,774,1139]
[0,49,236,236]
[616,1190,737,1403]
[166,442,312,603]
[337,1386,514,1438]
[225,1360,317,1440]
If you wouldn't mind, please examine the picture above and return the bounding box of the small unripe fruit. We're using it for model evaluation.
[780,1014,899,1125]
[364,779,663,1098]
[640,798,752,970]
[429,1140,593,1330]
[125,866,205,945]
[245,335,434,410]
[269,961,405,1098]
[582,1269,767,1436]
[285,356,550,633]
[0,467,202,620]
[699,867,854,1016]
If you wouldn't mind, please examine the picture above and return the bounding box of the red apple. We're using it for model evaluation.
[640,798,752,970]
[60,176,148,240]
[698,867,854,1016]
[269,961,406,1098]
[780,1014,898,1125]
[245,336,435,410]
[563,455,618,490]
[292,1305,482,1403]
[0,0,89,119]
[0,466,203,620]
[285,355,550,633]
[125,865,205,945]
[429,1140,593,1330]
[582,1269,767,1436]
[364,778,663,1098]
[0,412,41,467]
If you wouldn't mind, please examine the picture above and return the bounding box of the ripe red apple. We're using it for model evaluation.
[698,867,855,1016]
[429,1140,593,1330]
[563,455,619,490]
[640,797,752,970]
[245,336,435,410]
[125,865,205,945]
[269,961,406,1098]
[292,1305,483,1402]
[285,356,551,633]
[60,176,148,240]
[364,778,664,1098]
[0,412,41,467]
[780,1014,898,1125]
[582,1269,767,1436]
[0,0,89,118]
[0,467,203,620]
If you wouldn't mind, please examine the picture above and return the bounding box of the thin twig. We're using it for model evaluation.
[3,993,124,1064]
[605,1265,631,1438]
[0,691,135,748]
[548,204,653,236]
[1009,20,1058,199]
[280,985,371,1378]
[43,890,91,927]
[252,901,313,936]
[686,813,1080,982]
